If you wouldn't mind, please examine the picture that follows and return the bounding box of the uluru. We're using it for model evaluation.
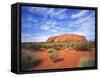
[47,34,87,43]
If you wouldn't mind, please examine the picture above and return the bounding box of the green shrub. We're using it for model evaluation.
[21,51,41,71]
[42,43,67,49]
[73,41,93,51]
[47,48,59,62]
[89,41,95,48]
[22,43,43,51]
[79,57,95,67]
[55,46,61,50]
[47,48,56,53]
[41,43,52,49]
[21,43,33,50]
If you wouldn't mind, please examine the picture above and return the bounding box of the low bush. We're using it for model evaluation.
[22,41,95,52]
[21,50,41,71]
[47,48,59,62]
[47,48,56,53]
[79,57,95,67]
[22,43,43,51]
[55,46,62,50]
[73,41,93,51]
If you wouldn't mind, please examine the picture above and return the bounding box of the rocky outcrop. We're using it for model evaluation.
[47,34,87,43]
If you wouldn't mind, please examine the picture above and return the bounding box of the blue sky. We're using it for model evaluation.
[21,6,95,42]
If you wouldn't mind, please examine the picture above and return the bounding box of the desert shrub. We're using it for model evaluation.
[73,41,93,51]
[47,48,56,53]
[21,50,41,71]
[40,43,70,50]
[50,52,58,62]
[64,43,74,48]
[31,43,42,50]
[55,46,61,50]
[41,43,52,49]
[89,40,95,48]
[21,43,33,50]
[79,57,95,67]
[65,43,70,48]
[22,43,43,51]
[47,48,59,62]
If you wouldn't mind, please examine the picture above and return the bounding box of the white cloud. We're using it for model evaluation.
[50,29,57,33]
[41,25,50,30]
[40,20,56,30]
[71,10,88,18]
[22,33,40,42]
[22,33,52,42]
[28,7,68,20]
[69,12,95,40]
[49,9,66,16]
[28,7,48,14]
[49,9,68,19]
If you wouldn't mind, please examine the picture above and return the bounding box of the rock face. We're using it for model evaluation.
[47,34,87,43]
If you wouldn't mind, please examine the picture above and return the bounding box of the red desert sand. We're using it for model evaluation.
[32,49,95,70]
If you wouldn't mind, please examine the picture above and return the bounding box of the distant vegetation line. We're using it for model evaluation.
[22,41,95,52]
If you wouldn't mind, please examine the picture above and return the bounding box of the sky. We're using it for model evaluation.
[21,6,95,42]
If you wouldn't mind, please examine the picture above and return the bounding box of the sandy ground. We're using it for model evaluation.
[31,48,95,70]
